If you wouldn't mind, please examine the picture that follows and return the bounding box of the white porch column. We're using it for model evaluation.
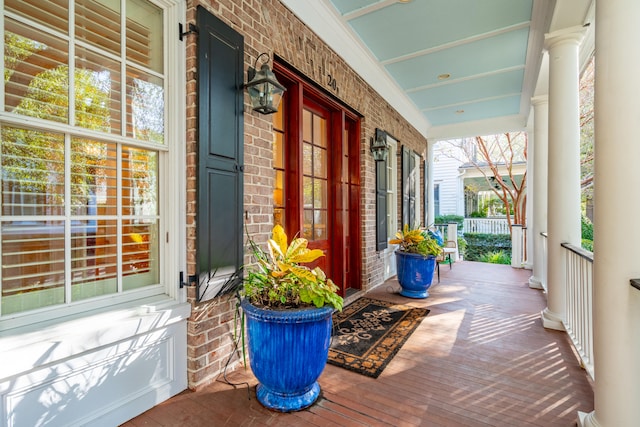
[427,141,435,226]
[541,27,584,331]
[529,96,549,289]
[579,1,640,425]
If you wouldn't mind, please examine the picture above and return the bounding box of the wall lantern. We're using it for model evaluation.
[245,52,286,115]
[370,128,389,161]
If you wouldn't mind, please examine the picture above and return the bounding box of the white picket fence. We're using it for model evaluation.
[464,218,510,234]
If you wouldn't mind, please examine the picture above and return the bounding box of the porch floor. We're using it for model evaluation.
[123,261,594,426]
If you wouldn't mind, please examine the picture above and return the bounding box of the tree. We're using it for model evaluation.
[439,132,527,233]
[579,57,595,217]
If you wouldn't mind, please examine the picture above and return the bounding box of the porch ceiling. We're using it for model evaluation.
[280,0,594,140]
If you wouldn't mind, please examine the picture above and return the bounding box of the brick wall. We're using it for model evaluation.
[184,0,429,389]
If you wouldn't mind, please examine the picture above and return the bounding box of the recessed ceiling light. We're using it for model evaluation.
[455,110,465,114]
[398,0,413,3]
[438,73,451,80]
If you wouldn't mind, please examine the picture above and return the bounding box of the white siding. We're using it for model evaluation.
[433,142,464,216]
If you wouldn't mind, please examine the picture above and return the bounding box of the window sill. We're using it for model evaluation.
[0,296,191,381]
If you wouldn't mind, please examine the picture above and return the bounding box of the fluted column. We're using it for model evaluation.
[528,96,548,290]
[541,27,584,331]
[579,1,640,425]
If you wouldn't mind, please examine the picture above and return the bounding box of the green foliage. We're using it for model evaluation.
[243,225,343,311]
[434,215,465,232]
[581,215,593,241]
[469,211,486,218]
[390,225,441,257]
[457,236,468,259]
[479,250,511,265]
[581,239,593,252]
[463,233,512,262]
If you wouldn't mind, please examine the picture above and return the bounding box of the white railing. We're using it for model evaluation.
[464,218,510,234]
[561,242,594,381]
[510,225,528,268]
[541,233,547,292]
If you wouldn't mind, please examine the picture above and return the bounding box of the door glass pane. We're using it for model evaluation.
[1,127,65,216]
[4,18,69,123]
[1,221,65,315]
[314,210,327,239]
[313,146,327,179]
[274,170,285,206]
[314,179,327,209]
[303,209,313,240]
[303,142,312,175]
[75,47,122,134]
[313,115,326,148]
[303,110,312,142]
[273,132,284,169]
[303,176,313,206]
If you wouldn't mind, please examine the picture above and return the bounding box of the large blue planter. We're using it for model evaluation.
[241,299,333,412]
[395,250,437,298]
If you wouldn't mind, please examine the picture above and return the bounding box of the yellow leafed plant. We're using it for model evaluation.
[243,225,343,310]
[389,224,441,257]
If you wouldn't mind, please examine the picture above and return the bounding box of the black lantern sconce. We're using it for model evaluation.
[370,128,389,161]
[244,52,286,115]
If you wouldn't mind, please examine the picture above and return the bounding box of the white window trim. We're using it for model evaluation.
[0,0,188,331]
[386,136,398,240]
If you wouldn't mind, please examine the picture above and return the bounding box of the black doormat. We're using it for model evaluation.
[327,298,430,378]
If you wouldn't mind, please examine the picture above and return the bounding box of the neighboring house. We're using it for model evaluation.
[433,140,526,220]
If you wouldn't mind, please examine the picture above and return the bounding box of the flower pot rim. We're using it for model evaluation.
[394,250,436,259]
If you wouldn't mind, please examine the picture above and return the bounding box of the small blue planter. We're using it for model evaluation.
[241,299,333,412]
[395,250,437,298]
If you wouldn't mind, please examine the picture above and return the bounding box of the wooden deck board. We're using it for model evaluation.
[122,261,593,426]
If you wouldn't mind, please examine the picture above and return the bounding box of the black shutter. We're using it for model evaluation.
[375,159,388,251]
[402,146,417,228]
[196,7,244,301]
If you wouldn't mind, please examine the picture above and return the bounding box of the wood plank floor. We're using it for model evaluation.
[123,261,594,426]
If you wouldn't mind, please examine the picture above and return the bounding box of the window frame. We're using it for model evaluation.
[0,0,186,329]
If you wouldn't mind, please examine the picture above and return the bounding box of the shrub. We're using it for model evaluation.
[434,215,465,232]
[581,215,593,251]
[463,233,511,262]
[479,250,511,265]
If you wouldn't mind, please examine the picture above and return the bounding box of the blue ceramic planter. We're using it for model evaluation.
[241,299,333,412]
[395,250,437,298]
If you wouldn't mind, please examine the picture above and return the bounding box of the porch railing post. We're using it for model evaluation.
[511,224,523,268]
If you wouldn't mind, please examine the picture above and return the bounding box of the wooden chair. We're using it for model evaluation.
[435,241,457,282]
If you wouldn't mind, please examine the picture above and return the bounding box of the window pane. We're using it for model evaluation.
[303,209,313,240]
[71,139,117,216]
[126,0,163,74]
[5,0,68,34]
[4,18,69,123]
[71,220,117,301]
[1,221,65,315]
[75,47,122,134]
[75,0,120,56]
[122,219,159,290]
[126,68,164,144]
[1,127,65,216]
[122,147,158,217]
[272,96,284,131]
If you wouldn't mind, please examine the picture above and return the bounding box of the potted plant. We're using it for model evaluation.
[390,224,442,298]
[240,225,343,412]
